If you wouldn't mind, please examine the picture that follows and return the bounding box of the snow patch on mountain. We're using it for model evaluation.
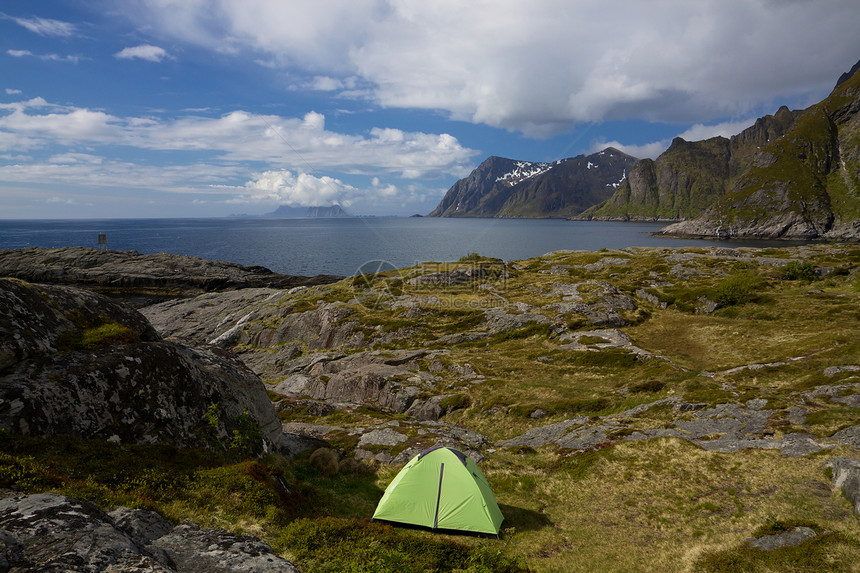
[606,169,627,189]
[496,161,553,185]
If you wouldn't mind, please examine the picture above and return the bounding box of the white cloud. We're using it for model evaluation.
[591,117,760,159]
[6,49,82,63]
[0,98,476,179]
[114,44,170,62]
[130,0,860,137]
[590,140,669,160]
[676,119,757,142]
[241,170,358,206]
[5,89,22,95]
[5,14,78,37]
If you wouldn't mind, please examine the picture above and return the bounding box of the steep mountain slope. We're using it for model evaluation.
[428,149,638,218]
[658,63,860,240]
[583,105,803,220]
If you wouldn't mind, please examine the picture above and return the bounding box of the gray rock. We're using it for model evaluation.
[823,457,860,514]
[358,427,408,447]
[0,279,284,453]
[0,246,338,302]
[108,507,174,547]
[778,433,826,457]
[832,425,860,448]
[406,267,487,286]
[498,417,589,448]
[747,526,817,550]
[0,492,171,572]
[152,522,301,573]
[787,407,808,425]
[406,395,446,421]
[745,398,769,411]
[696,296,721,314]
[824,365,860,378]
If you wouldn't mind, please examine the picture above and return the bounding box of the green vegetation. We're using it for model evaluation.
[56,312,138,351]
[782,261,817,282]
[4,244,859,572]
[0,433,523,573]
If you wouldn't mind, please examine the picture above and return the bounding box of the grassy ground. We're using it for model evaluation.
[2,245,859,572]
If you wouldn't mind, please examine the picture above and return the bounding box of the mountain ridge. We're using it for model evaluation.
[658,60,860,241]
[581,105,804,221]
[427,148,638,218]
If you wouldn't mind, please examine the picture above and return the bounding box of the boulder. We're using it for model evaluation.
[0,279,284,452]
[152,522,301,573]
[0,491,301,572]
[824,457,860,514]
[0,492,172,572]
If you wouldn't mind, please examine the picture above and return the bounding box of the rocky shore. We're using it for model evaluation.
[0,247,342,305]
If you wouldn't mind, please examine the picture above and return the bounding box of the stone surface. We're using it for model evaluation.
[357,427,408,447]
[152,522,301,573]
[0,246,339,303]
[747,526,817,550]
[0,278,285,453]
[0,492,172,572]
[0,491,302,573]
[824,457,860,514]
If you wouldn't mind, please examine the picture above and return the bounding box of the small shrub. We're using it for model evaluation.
[309,448,340,475]
[630,380,666,393]
[782,260,817,281]
[708,272,765,306]
[439,393,472,413]
[338,457,370,474]
[230,409,263,455]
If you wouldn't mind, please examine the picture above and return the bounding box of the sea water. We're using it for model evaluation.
[0,217,805,277]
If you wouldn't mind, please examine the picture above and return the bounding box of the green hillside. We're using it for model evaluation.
[658,64,860,240]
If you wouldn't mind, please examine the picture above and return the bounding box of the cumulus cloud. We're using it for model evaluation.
[128,0,860,137]
[114,44,170,62]
[241,170,358,206]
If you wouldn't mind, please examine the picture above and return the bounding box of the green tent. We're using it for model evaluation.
[372,446,504,536]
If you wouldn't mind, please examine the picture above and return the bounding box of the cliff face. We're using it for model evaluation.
[428,149,638,218]
[585,105,803,220]
[659,62,860,240]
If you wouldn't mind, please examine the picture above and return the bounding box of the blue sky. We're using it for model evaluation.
[1,0,859,218]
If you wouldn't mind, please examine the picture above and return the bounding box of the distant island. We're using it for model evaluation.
[265,204,351,218]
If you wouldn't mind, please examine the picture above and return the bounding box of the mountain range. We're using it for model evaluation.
[427,150,638,218]
[428,60,860,241]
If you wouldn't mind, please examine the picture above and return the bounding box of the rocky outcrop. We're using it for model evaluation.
[0,247,341,303]
[0,278,287,452]
[824,457,860,514]
[746,527,818,551]
[0,491,301,572]
[428,148,639,218]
